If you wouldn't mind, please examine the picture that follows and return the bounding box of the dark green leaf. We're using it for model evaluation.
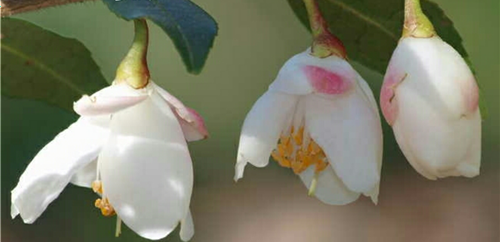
[1,18,108,112]
[103,0,218,74]
[288,0,468,74]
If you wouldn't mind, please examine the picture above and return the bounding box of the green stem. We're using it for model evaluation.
[303,0,347,59]
[115,19,150,89]
[402,0,436,38]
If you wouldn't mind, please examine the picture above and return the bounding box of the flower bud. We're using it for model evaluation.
[380,29,481,178]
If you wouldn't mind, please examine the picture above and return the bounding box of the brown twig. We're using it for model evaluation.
[1,0,96,17]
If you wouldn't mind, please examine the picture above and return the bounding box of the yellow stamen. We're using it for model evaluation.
[272,150,291,167]
[308,141,322,154]
[91,180,103,194]
[93,180,116,217]
[92,179,119,238]
[284,141,294,157]
[279,134,290,146]
[95,198,116,217]
[293,126,304,146]
[271,125,329,175]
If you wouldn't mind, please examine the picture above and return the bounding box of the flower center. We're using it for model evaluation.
[271,126,329,175]
[92,180,116,217]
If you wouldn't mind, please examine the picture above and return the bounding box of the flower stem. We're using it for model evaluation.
[308,173,319,196]
[115,19,150,89]
[402,0,436,38]
[303,0,346,59]
[115,216,122,237]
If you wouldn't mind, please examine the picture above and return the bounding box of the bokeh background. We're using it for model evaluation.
[2,0,499,241]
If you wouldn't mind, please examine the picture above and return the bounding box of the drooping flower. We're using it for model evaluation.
[234,0,383,205]
[11,19,207,241]
[380,0,481,179]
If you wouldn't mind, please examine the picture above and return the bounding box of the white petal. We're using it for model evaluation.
[456,110,481,177]
[389,37,478,118]
[70,116,111,188]
[11,117,109,223]
[392,79,481,178]
[299,166,360,205]
[304,92,383,195]
[70,159,97,188]
[74,82,151,116]
[99,98,192,240]
[180,210,194,241]
[235,91,299,181]
[152,82,208,141]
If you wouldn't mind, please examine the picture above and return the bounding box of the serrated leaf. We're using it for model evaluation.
[1,18,108,112]
[288,0,468,74]
[103,0,218,74]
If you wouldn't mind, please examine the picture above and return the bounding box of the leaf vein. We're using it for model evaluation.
[327,0,399,41]
[1,44,86,95]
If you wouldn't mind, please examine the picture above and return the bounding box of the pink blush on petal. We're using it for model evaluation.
[186,107,209,138]
[461,78,479,114]
[304,65,351,95]
[380,71,406,126]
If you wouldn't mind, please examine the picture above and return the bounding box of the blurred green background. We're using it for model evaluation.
[2,0,498,241]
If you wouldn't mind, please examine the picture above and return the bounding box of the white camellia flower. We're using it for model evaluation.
[380,36,481,179]
[11,81,207,241]
[235,48,383,205]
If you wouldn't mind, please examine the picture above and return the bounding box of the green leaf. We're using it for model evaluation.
[1,18,108,112]
[102,0,218,74]
[287,0,468,74]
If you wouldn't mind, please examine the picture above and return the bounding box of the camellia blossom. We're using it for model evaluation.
[234,0,383,205]
[235,48,383,205]
[380,0,481,179]
[11,19,207,241]
[11,81,207,240]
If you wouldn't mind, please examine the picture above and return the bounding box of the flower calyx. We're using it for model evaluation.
[303,0,347,59]
[402,0,436,38]
[115,19,150,89]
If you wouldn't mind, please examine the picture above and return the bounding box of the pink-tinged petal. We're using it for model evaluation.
[176,108,209,141]
[304,65,351,95]
[384,37,482,180]
[74,83,150,116]
[461,77,479,114]
[152,83,190,118]
[269,48,356,96]
[152,82,208,141]
[380,62,407,126]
